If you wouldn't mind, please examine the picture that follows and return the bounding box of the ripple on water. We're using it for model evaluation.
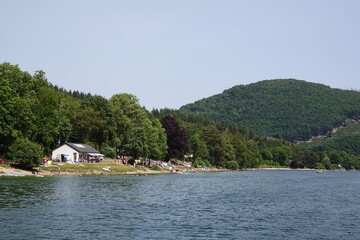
[1,171,360,239]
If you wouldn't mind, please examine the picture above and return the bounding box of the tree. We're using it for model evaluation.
[271,147,291,166]
[188,133,209,161]
[71,107,109,149]
[8,138,43,169]
[201,125,235,167]
[108,93,164,159]
[161,115,189,161]
[109,94,142,156]
[223,134,236,163]
[180,79,360,143]
[81,95,109,112]
[291,146,319,168]
[32,87,61,153]
[146,116,168,160]
[242,140,262,168]
[0,83,18,154]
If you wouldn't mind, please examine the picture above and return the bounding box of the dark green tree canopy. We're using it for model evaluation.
[180,79,360,142]
[2,62,360,171]
[161,115,189,161]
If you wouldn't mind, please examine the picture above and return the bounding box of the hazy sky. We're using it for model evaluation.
[1,0,360,110]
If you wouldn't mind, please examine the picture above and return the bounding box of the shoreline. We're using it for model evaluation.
[0,164,226,177]
[0,165,347,177]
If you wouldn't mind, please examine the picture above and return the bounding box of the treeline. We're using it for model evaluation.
[0,63,167,168]
[49,83,93,100]
[161,115,360,170]
[180,79,360,142]
[1,63,360,170]
[151,108,255,139]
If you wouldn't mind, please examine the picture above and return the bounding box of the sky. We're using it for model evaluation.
[1,0,360,110]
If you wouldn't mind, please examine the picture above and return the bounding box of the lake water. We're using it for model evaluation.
[1,170,360,240]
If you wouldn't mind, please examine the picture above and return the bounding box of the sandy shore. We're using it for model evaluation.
[0,166,35,176]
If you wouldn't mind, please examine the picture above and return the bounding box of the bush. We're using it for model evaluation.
[314,162,325,169]
[202,159,212,168]
[225,161,239,170]
[193,158,213,168]
[7,138,43,169]
[193,158,206,168]
[259,160,281,168]
[328,163,342,170]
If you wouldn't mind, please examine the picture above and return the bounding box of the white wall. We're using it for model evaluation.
[52,145,79,161]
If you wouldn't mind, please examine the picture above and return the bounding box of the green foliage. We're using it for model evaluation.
[180,79,360,142]
[8,137,43,169]
[193,158,212,168]
[188,133,209,160]
[302,120,360,155]
[0,63,60,154]
[193,158,206,168]
[259,160,280,168]
[108,94,167,159]
[101,147,116,158]
[33,87,61,153]
[2,62,359,171]
[290,146,319,168]
[0,63,168,161]
[225,160,239,170]
[314,162,325,169]
[145,115,168,160]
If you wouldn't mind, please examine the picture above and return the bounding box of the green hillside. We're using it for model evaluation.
[302,120,360,155]
[180,79,360,142]
[2,63,360,170]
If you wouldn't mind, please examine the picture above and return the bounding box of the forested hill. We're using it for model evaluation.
[3,63,360,170]
[180,79,360,142]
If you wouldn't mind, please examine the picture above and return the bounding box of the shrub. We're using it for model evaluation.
[7,138,43,169]
[314,162,325,169]
[193,158,206,168]
[202,159,212,168]
[225,161,239,170]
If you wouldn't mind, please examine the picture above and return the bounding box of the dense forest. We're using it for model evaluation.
[1,62,360,170]
[180,79,360,142]
[0,63,167,168]
[301,120,360,156]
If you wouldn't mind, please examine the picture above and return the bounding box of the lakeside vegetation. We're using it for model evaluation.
[1,62,360,172]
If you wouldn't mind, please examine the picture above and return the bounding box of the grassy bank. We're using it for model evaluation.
[0,158,169,176]
[40,159,169,176]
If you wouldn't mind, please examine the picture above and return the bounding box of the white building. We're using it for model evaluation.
[52,142,103,162]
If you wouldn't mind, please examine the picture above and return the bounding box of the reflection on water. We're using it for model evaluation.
[1,171,360,239]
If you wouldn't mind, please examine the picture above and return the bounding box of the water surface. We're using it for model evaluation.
[1,170,359,239]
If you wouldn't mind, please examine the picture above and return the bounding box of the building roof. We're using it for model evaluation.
[64,142,100,153]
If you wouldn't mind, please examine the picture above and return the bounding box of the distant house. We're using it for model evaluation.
[52,142,103,162]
